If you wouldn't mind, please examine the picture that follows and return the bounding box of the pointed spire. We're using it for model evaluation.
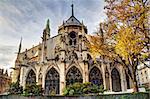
[71,3,74,16]
[45,19,50,33]
[18,37,22,54]
[81,20,84,33]
[16,37,22,62]
[46,19,50,29]
[43,19,50,41]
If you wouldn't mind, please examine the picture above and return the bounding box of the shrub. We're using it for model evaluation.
[9,81,23,94]
[23,83,43,96]
[63,82,104,96]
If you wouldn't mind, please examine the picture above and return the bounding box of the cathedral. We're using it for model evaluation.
[12,4,131,95]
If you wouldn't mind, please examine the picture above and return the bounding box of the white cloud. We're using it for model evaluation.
[0,0,107,71]
[0,44,17,72]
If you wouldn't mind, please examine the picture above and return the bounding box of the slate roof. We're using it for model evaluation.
[64,16,82,26]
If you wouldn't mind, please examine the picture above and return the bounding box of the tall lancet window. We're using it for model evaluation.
[45,68,60,94]
[66,66,83,85]
[89,67,103,86]
[111,68,121,92]
[69,31,77,46]
[26,69,36,85]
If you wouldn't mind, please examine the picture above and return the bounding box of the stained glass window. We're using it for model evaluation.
[89,67,103,86]
[111,68,121,92]
[45,68,59,94]
[69,31,77,46]
[26,69,36,85]
[66,66,83,85]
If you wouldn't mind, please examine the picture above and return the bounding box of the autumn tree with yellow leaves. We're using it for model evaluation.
[87,0,149,92]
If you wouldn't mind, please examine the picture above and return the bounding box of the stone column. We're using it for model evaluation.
[22,68,29,89]
[19,67,23,86]
[109,73,112,91]
[124,75,128,91]
[101,63,106,89]
[21,68,26,89]
[36,66,42,86]
[85,62,89,82]
[59,62,65,95]
[36,68,39,85]
[81,62,88,83]
[120,67,126,91]
[42,66,46,89]
[108,63,112,91]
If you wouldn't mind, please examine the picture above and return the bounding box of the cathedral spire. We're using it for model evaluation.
[71,3,74,16]
[45,19,50,34]
[16,37,22,62]
[42,19,50,41]
[18,37,22,55]
[46,19,50,29]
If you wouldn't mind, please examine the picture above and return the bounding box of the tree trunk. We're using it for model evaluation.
[132,71,139,92]
[133,81,138,92]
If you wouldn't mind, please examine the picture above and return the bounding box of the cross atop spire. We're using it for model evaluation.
[71,3,74,16]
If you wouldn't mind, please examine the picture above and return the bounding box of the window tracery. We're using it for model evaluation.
[45,68,59,94]
[26,69,36,85]
[89,67,103,86]
[111,68,121,92]
[69,31,77,46]
[66,66,83,85]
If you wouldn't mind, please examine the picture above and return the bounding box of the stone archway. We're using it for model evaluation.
[111,68,121,92]
[66,66,83,86]
[26,69,36,85]
[89,66,103,86]
[45,67,60,94]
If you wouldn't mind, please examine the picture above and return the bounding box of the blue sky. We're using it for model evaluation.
[0,0,106,71]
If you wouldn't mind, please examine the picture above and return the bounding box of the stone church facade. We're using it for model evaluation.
[12,4,131,95]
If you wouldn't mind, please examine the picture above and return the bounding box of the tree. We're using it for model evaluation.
[87,0,149,92]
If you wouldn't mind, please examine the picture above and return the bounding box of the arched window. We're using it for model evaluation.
[66,66,83,85]
[89,67,103,86]
[26,69,36,85]
[111,68,121,92]
[69,31,77,46]
[45,68,59,94]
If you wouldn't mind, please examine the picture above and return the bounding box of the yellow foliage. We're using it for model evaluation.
[88,0,149,65]
[87,35,117,60]
[115,27,144,60]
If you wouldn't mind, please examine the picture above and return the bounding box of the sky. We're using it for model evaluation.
[0,0,106,72]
